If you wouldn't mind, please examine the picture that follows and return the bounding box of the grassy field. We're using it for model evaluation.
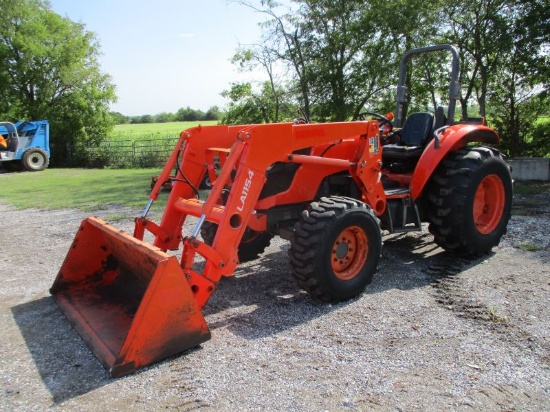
[0,168,171,212]
[2,167,547,215]
[110,121,218,138]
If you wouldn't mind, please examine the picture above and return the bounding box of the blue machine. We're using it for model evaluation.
[0,120,50,171]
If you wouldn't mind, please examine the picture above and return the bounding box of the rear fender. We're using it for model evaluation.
[410,124,500,199]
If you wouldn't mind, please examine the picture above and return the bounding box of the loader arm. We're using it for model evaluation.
[139,121,383,308]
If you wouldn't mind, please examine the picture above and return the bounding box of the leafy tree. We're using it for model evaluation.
[528,117,550,157]
[0,0,117,165]
[232,46,287,122]
[245,1,314,120]
[363,0,444,119]
[294,0,382,121]
[175,106,206,121]
[234,0,442,122]
[248,0,385,121]
[110,112,130,124]
[490,90,548,157]
[205,106,221,121]
[230,0,548,157]
[496,0,548,157]
[131,114,154,124]
[154,112,176,123]
[440,0,549,156]
[220,82,268,124]
[441,0,514,120]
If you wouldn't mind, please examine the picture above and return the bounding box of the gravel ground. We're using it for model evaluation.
[0,181,549,411]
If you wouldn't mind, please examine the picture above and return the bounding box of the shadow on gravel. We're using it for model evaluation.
[369,233,506,326]
[203,232,488,340]
[8,231,490,403]
[203,248,343,339]
[11,297,110,404]
[374,231,487,289]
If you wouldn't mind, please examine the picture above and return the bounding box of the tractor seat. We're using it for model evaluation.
[383,112,435,160]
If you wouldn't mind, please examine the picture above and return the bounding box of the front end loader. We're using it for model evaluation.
[51,45,512,376]
[52,121,386,376]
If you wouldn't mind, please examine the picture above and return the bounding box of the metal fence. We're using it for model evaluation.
[85,136,179,168]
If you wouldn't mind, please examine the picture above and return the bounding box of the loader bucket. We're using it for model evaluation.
[50,217,210,377]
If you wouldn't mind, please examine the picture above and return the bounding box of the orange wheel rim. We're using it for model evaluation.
[331,226,368,280]
[473,174,505,234]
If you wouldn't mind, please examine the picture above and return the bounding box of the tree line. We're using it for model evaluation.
[110,106,222,125]
[222,0,549,157]
[0,0,548,166]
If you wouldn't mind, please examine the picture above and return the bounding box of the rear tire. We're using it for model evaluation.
[289,196,382,302]
[427,147,512,256]
[22,148,49,171]
[200,222,273,262]
[200,175,212,190]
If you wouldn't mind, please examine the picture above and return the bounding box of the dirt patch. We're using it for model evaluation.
[1,182,549,411]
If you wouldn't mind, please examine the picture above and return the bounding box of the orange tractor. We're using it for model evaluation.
[51,45,512,376]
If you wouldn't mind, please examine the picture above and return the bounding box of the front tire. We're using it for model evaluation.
[289,196,382,302]
[22,148,49,171]
[427,147,512,256]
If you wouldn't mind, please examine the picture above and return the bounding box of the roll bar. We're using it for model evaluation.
[393,44,460,128]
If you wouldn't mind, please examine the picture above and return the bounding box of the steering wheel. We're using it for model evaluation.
[358,112,393,133]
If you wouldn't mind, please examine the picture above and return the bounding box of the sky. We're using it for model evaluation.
[49,0,268,116]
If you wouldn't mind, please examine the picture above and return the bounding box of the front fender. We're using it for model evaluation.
[410,124,500,199]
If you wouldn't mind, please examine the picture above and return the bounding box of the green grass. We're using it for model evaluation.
[0,168,169,212]
[110,121,218,138]
[517,243,546,252]
[485,307,508,323]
